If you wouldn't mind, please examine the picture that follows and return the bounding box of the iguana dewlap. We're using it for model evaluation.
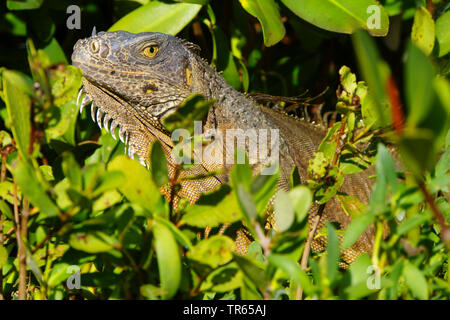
[72,30,375,265]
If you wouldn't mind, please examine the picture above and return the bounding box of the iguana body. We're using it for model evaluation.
[72,31,374,265]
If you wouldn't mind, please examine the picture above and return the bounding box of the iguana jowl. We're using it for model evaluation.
[72,30,374,265]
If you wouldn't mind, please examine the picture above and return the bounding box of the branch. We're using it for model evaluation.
[13,180,26,300]
[418,181,450,245]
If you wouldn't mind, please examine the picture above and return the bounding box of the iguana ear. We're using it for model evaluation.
[180,38,201,56]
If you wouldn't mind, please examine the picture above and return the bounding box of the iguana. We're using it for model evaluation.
[72,30,375,266]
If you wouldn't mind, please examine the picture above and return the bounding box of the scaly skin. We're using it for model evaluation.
[72,30,375,265]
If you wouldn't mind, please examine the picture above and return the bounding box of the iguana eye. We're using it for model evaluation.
[90,40,100,53]
[143,45,159,57]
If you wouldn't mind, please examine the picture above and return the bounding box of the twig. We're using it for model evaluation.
[297,114,348,299]
[254,223,271,257]
[297,205,324,300]
[168,164,181,222]
[0,154,5,300]
[13,180,26,300]
[418,181,450,245]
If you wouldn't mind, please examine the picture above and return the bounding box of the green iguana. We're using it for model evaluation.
[72,30,375,266]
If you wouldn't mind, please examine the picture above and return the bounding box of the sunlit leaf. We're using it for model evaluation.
[153,220,181,299]
[1,69,31,160]
[352,30,391,127]
[282,0,389,36]
[268,254,313,294]
[411,6,435,56]
[108,155,160,212]
[69,232,115,253]
[343,212,374,249]
[150,141,169,187]
[403,261,429,300]
[435,10,450,57]
[326,223,339,282]
[405,42,435,127]
[181,185,241,228]
[109,0,202,35]
[238,0,285,46]
[188,235,234,268]
[273,190,294,232]
[14,159,60,217]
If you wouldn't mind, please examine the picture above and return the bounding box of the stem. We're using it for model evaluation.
[372,221,384,269]
[297,205,324,300]
[331,117,347,167]
[13,180,26,300]
[254,223,271,257]
[418,181,450,245]
[0,155,5,300]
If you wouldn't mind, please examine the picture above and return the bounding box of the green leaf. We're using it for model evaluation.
[49,64,82,107]
[435,130,450,177]
[213,26,241,90]
[47,263,70,287]
[62,152,82,190]
[109,0,202,35]
[230,163,253,192]
[339,65,357,95]
[356,81,381,128]
[352,30,391,127]
[140,284,166,300]
[288,185,312,223]
[343,253,374,299]
[273,190,294,232]
[411,6,435,56]
[7,0,43,10]
[25,247,44,287]
[326,223,339,282]
[162,94,214,134]
[282,0,389,36]
[251,170,279,215]
[200,263,243,293]
[0,245,8,268]
[318,123,340,162]
[14,159,60,217]
[181,185,241,228]
[154,215,192,250]
[153,220,181,299]
[435,10,450,57]
[375,143,398,194]
[108,155,160,212]
[397,211,433,235]
[93,171,126,196]
[268,254,313,295]
[403,261,429,300]
[188,235,234,268]
[236,184,258,223]
[238,0,285,46]
[405,42,435,127]
[150,141,169,187]
[2,69,31,160]
[69,232,115,253]
[0,200,13,220]
[233,254,268,292]
[398,128,436,177]
[336,194,366,218]
[92,190,122,212]
[343,212,374,249]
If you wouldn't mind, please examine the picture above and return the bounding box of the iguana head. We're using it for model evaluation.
[71,30,209,163]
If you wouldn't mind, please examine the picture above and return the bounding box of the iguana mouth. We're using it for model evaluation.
[76,80,149,166]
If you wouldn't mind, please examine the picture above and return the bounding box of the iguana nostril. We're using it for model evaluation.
[100,44,109,58]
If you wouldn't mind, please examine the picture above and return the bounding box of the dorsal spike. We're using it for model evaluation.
[180,38,201,55]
